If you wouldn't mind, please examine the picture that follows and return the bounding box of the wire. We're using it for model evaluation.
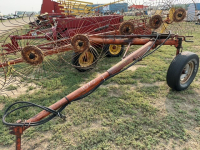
[142,31,171,58]
[3,101,69,126]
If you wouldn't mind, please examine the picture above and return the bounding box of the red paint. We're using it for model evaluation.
[41,0,64,14]
[129,5,148,9]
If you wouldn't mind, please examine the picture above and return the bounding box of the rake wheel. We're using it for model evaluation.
[57,15,124,71]
[119,21,134,35]
[71,34,90,53]
[103,44,124,57]
[173,8,186,22]
[21,46,44,65]
[149,15,163,29]
[0,28,62,81]
[72,46,99,72]
[138,0,196,35]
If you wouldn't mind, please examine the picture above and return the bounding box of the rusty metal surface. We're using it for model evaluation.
[90,37,179,47]
[9,126,28,150]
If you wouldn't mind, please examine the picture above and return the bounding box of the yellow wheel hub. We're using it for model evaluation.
[109,45,122,55]
[78,51,94,67]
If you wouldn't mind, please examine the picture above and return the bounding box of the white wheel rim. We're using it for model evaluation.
[180,60,194,84]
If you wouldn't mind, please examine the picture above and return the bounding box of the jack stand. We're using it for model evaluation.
[9,126,28,150]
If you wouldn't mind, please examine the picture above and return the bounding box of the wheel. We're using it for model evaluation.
[0,28,61,80]
[166,51,199,91]
[149,15,163,29]
[103,44,124,57]
[72,47,99,72]
[119,21,134,35]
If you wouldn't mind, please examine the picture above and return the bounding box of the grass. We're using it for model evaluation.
[5,85,18,91]
[0,21,200,150]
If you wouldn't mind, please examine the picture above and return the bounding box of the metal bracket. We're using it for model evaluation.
[184,36,194,42]
[9,126,28,150]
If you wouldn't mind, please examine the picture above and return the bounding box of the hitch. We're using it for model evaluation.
[183,36,194,42]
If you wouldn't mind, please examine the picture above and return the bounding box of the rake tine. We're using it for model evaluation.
[21,12,29,24]
[13,12,27,25]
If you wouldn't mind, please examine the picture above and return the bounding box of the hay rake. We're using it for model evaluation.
[1,0,200,149]
[0,5,152,93]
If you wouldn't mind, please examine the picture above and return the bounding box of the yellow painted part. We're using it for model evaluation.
[67,0,93,5]
[59,3,93,7]
[58,0,93,15]
[67,7,91,11]
[60,7,91,11]
[169,8,175,21]
[109,45,122,55]
[79,51,94,67]
[155,10,162,15]
[65,9,94,13]
[160,8,175,33]
[61,12,79,15]
[6,63,14,77]
[160,23,167,33]
[59,4,93,9]
[58,0,124,15]
[59,1,91,4]
[58,0,93,5]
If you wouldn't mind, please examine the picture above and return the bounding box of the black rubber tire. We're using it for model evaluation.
[72,48,99,72]
[103,44,124,57]
[167,51,199,91]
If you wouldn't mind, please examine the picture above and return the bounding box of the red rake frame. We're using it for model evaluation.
[0,18,151,70]
[0,12,180,71]
[0,33,186,68]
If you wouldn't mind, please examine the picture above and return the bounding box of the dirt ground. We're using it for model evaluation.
[0,17,35,36]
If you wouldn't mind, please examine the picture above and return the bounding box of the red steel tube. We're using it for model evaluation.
[0,58,23,68]
[0,38,178,70]
[89,37,179,47]
[11,35,46,40]
[107,41,154,75]
[43,44,73,56]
